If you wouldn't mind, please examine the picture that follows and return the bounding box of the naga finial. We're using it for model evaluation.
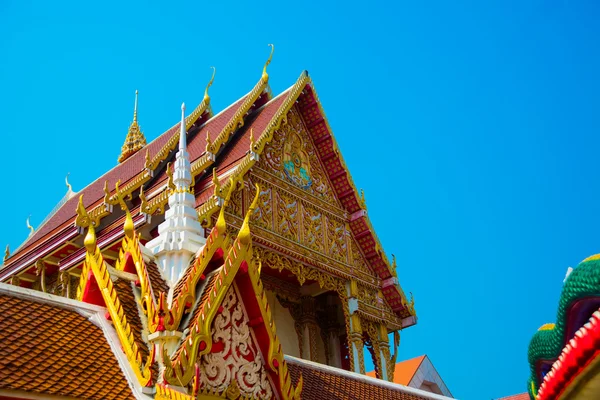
[262,44,275,82]
[3,245,10,263]
[65,173,73,193]
[103,180,111,204]
[203,67,216,103]
[144,148,151,170]
[139,186,148,214]
[26,215,34,235]
[84,220,97,253]
[166,162,175,191]
[239,184,260,245]
[359,189,367,210]
[212,168,222,197]
[216,178,235,235]
[205,130,212,153]
[115,180,134,239]
[249,128,255,152]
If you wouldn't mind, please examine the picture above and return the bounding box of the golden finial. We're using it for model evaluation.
[84,221,97,253]
[216,179,235,235]
[205,130,212,153]
[166,162,175,191]
[212,168,222,197]
[262,44,274,82]
[103,180,111,204]
[65,173,73,193]
[139,186,148,214]
[26,215,34,235]
[144,148,151,170]
[249,128,255,152]
[115,180,134,239]
[3,245,9,263]
[133,90,139,122]
[392,254,397,270]
[359,189,367,210]
[238,184,260,245]
[203,67,216,103]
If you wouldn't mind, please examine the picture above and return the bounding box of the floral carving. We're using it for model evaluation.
[198,285,274,399]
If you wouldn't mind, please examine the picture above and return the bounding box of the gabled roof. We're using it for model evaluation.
[0,283,134,400]
[496,394,529,400]
[286,356,453,400]
[366,355,426,386]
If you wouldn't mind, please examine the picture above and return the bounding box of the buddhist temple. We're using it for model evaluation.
[0,47,455,400]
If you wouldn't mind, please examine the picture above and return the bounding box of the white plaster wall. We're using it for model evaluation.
[265,290,300,358]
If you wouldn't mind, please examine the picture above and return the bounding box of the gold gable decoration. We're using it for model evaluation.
[258,106,336,203]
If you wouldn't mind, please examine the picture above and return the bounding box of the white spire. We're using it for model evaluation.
[146,102,206,291]
[173,102,192,190]
[179,103,186,152]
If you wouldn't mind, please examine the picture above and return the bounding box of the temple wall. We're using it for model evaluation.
[265,290,300,358]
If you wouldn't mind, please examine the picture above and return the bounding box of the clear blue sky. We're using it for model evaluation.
[1,1,599,398]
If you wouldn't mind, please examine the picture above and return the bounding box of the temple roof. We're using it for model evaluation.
[1,64,415,325]
[286,356,452,400]
[0,283,133,399]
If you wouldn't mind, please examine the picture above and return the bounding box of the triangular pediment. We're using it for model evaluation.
[256,105,340,206]
[195,282,276,398]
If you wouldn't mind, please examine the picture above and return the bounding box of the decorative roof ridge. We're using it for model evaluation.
[80,207,154,387]
[284,355,454,400]
[6,75,216,270]
[196,70,310,227]
[145,51,275,217]
[0,281,105,317]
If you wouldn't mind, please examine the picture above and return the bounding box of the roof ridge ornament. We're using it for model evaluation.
[115,180,134,239]
[262,44,274,82]
[238,184,260,245]
[203,67,216,103]
[118,90,147,163]
[3,245,9,264]
[65,173,73,193]
[26,215,34,236]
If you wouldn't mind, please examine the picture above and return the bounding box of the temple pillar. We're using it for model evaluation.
[376,323,391,381]
[346,280,365,374]
[318,294,342,368]
[297,296,320,362]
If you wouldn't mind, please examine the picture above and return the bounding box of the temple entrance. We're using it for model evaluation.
[258,249,348,370]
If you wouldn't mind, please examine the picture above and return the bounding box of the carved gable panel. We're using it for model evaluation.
[198,284,274,399]
[258,105,336,203]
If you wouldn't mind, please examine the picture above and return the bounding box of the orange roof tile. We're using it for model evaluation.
[0,292,132,399]
[496,394,529,400]
[288,356,450,400]
[367,355,426,386]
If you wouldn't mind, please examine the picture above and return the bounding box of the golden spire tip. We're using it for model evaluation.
[133,90,139,123]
